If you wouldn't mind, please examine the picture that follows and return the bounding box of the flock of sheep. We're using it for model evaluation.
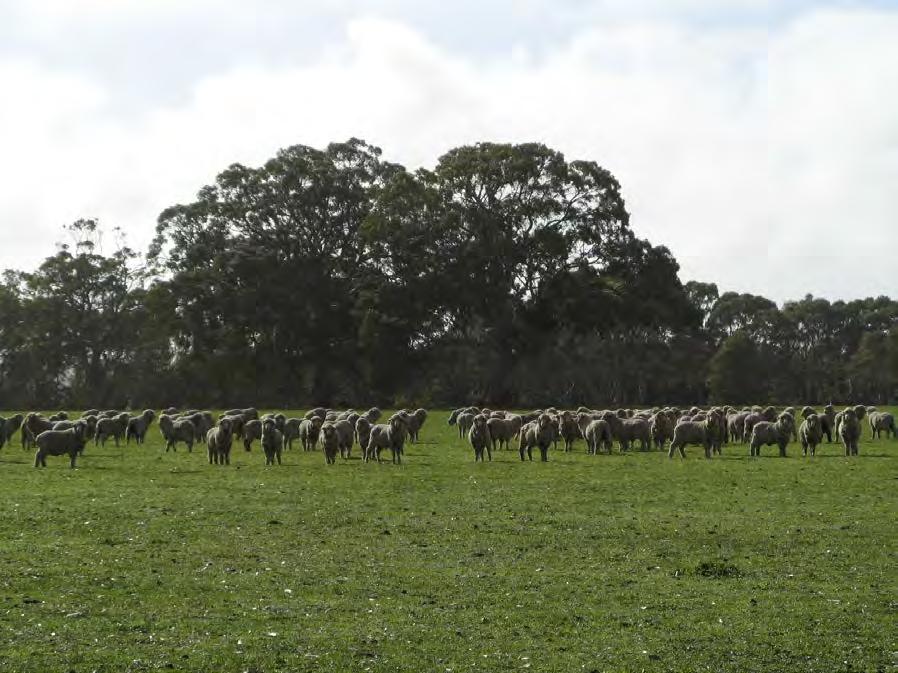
[0,406,426,468]
[451,404,897,461]
[0,403,893,469]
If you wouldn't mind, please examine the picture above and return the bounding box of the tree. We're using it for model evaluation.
[708,331,765,405]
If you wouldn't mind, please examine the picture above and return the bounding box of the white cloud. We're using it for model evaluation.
[0,5,896,302]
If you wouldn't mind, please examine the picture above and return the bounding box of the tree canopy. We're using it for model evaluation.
[2,140,896,408]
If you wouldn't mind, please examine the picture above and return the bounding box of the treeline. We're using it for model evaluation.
[0,139,896,409]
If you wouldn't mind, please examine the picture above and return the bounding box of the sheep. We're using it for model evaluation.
[242,419,262,452]
[576,412,599,440]
[179,412,213,441]
[304,407,328,421]
[727,411,748,444]
[486,417,513,453]
[364,407,382,423]
[355,417,372,454]
[299,417,323,451]
[282,418,302,450]
[261,418,283,465]
[324,411,340,422]
[839,408,861,456]
[504,414,524,440]
[799,414,823,457]
[48,411,69,422]
[584,419,613,455]
[820,405,835,443]
[668,419,717,459]
[649,412,675,450]
[779,409,798,442]
[98,410,119,419]
[519,414,556,462]
[319,422,340,464]
[406,409,428,442]
[126,409,156,445]
[558,411,580,452]
[519,410,542,426]
[158,413,175,444]
[342,412,360,431]
[23,413,54,450]
[749,413,794,457]
[852,405,868,438]
[34,422,89,468]
[448,409,463,426]
[619,418,651,452]
[223,407,258,421]
[364,415,408,464]
[869,411,896,440]
[0,417,5,449]
[743,412,764,440]
[219,414,246,440]
[94,415,127,447]
[456,412,475,439]
[469,414,492,462]
[273,413,287,433]
[801,406,816,419]
[166,418,196,453]
[4,414,23,448]
[81,415,98,439]
[162,406,179,416]
[333,419,355,459]
[206,418,234,465]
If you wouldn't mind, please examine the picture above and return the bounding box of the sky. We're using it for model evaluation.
[0,0,896,302]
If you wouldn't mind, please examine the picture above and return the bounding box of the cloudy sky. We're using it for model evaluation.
[1,0,896,301]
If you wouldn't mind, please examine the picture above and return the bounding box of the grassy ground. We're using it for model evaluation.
[0,409,895,673]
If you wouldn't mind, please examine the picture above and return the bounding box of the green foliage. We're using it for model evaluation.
[708,331,764,404]
[0,409,894,672]
[1,141,898,407]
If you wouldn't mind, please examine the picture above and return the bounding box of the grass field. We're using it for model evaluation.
[0,409,895,672]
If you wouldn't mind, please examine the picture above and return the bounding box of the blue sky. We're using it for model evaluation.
[0,0,896,301]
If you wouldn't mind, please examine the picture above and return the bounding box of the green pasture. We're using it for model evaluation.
[0,409,895,672]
